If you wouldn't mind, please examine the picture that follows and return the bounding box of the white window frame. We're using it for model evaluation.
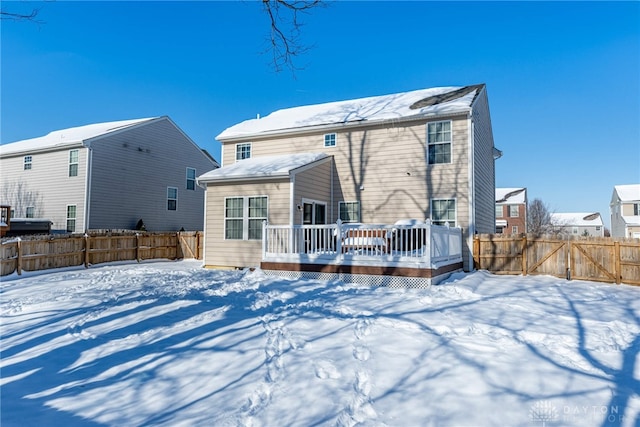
[495,205,503,218]
[26,206,35,218]
[430,198,457,226]
[186,167,196,191]
[235,143,252,161]
[24,155,32,170]
[509,205,519,217]
[634,203,640,216]
[66,204,77,233]
[512,225,519,234]
[427,120,452,165]
[324,133,337,147]
[224,195,268,240]
[69,149,79,177]
[339,201,360,223]
[167,187,178,211]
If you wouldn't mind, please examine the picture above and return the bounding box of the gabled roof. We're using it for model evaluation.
[197,153,330,184]
[496,188,526,204]
[217,84,484,141]
[551,212,603,227]
[0,117,159,157]
[613,184,640,202]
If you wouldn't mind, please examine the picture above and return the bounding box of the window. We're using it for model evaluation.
[236,143,251,161]
[225,196,268,240]
[512,226,519,234]
[186,167,196,190]
[24,156,32,170]
[69,150,79,177]
[572,227,579,235]
[26,206,34,218]
[495,205,503,218]
[66,205,77,232]
[634,203,640,216]
[324,133,336,147]
[427,120,452,164]
[509,205,519,217]
[339,201,360,223]
[167,187,178,211]
[248,196,268,240]
[431,199,456,226]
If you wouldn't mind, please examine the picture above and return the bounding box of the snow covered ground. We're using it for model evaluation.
[1,260,638,427]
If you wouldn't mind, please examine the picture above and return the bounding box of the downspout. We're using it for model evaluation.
[467,112,476,271]
[84,143,93,232]
[201,185,208,266]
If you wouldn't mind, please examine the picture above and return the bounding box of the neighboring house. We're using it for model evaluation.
[495,187,527,235]
[198,84,500,272]
[610,184,640,238]
[0,116,219,233]
[550,212,604,237]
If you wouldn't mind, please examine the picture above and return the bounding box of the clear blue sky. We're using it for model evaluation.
[2,1,639,229]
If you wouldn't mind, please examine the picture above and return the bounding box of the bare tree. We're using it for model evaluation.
[527,198,555,236]
[261,0,323,72]
[0,2,42,21]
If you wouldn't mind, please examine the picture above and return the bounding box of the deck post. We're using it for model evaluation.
[336,219,343,260]
[262,220,268,260]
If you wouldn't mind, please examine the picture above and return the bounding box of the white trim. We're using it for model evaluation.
[167,186,178,211]
[301,198,327,225]
[84,145,93,231]
[430,197,458,227]
[426,119,453,165]
[467,113,475,270]
[235,142,252,161]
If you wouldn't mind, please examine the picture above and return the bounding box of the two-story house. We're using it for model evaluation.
[495,187,527,235]
[198,84,500,272]
[550,212,604,237]
[0,116,219,233]
[610,184,640,238]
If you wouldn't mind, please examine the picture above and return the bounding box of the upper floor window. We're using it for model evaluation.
[69,150,79,177]
[167,187,178,211]
[186,167,196,190]
[512,226,519,234]
[431,198,456,226]
[634,203,640,216]
[236,143,251,161]
[427,120,452,164]
[24,156,32,170]
[495,205,503,218]
[509,205,519,217]
[324,133,337,147]
[339,201,360,223]
[26,206,35,218]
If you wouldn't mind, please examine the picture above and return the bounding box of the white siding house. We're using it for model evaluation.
[551,212,605,237]
[0,116,219,233]
[610,184,640,238]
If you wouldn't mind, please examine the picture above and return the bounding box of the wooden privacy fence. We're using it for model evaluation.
[1,231,203,276]
[473,234,640,286]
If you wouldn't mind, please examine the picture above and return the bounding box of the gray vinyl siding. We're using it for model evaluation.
[88,118,217,231]
[203,179,291,268]
[0,146,88,232]
[471,88,497,235]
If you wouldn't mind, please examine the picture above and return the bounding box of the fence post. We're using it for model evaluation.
[136,233,141,263]
[84,234,90,268]
[614,241,621,284]
[473,236,479,270]
[196,232,201,260]
[521,234,528,276]
[16,238,22,276]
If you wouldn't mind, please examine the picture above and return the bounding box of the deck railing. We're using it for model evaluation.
[262,220,462,269]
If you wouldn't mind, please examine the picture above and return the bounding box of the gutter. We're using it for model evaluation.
[84,143,93,232]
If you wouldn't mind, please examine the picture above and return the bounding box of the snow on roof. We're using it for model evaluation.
[622,215,640,226]
[217,85,483,140]
[495,188,526,204]
[0,117,159,156]
[614,184,640,202]
[551,212,603,227]
[197,153,329,183]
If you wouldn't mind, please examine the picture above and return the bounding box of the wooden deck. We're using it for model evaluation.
[261,221,463,286]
